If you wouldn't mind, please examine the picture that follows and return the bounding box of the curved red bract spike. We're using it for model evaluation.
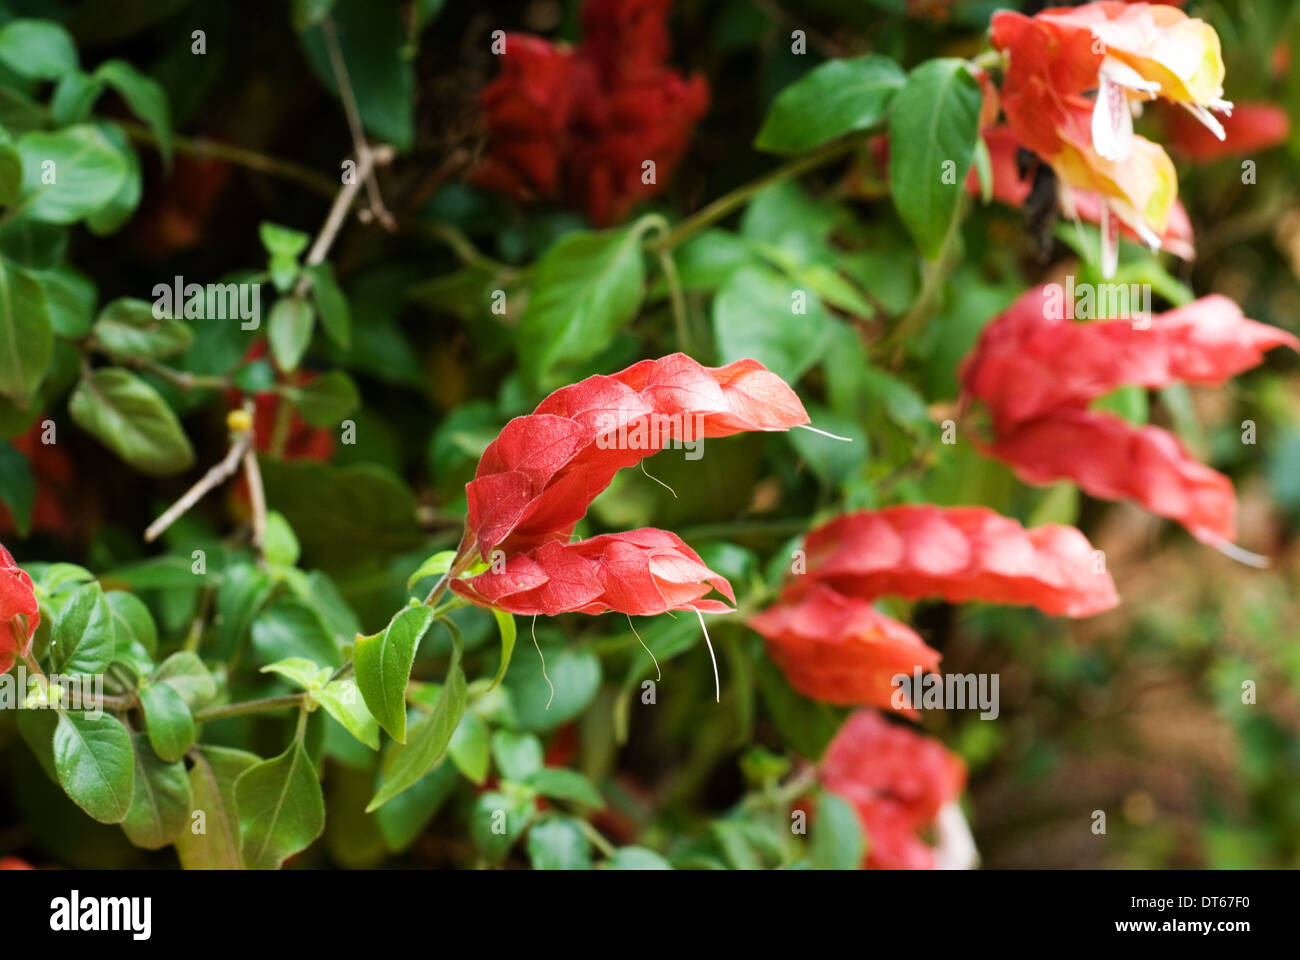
[989,407,1237,545]
[961,288,1299,430]
[820,710,967,870]
[749,583,940,711]
[0,543,40,674]
[794,505,1118,617]
[466,353,808,558]
[452,527,734,617]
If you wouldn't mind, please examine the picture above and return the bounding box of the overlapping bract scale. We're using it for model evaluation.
[960,286,1296,544]
[451,528,735,617]
[749,583,940,709]
[1,543,40,674]
[794,505,1119,617]
[465,353,809,557]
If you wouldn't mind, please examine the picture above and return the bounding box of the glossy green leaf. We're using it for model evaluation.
[605,846,672,869]
[527,816,593,870]
[236,738,325,869]
[448,711,489,784]
[306,261,351,348]
[53,710,134,824]
[283,369,358,428]
[121,733,190,849]
[527,767,604,809]
[0,20,78,80]
[68,368,195,474]
[94,60,172,167]
[713,264,832,384]
[91,297,192,360]
[0,440,34,535]
[15,125,129,224]
[176,745,260,870]
[367,625,467,811]
[354,604,433,743]
[313,678,379,750]
[138,681,195,763]
[0,258,53,406]
[888,59,982,259]
[153,651,217,708]
[755,55,905,153]
[490,729,543,782]
[810,790,864,870]
[50,581,114,677]
[518,222,648,387]
[251,595,342,668]
[268,296,315,373]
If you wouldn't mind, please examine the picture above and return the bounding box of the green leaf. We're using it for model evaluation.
[213,563,274,661]
[32,265,96,337]
[810,790,864,870]
[154,651,217,707]
[373,758,458,853]
[0,143,21,206]
[713,264,831,383]
[354,604,434,743]
[518,222,648,387]
[888,59,982,259]
[487,609,516,692]
[469,789,532,864]
[605,846,672,870]
[250,595,342,669]
[282,370,358,428]
[176,746,259,869]
[313,678,380,750]
[261,657,330,691]
[94,60,172,167]
[50,71,104,126]
[138,682,195,763]
[1093,384,1149,425]
[406,550,456,590]
[50,581,114,677]
[121,733,190,850]
[92,297,193,360]
[15,125,129,224]
[0,20,77,80]
[306,261,351,348]
[236,738,325,869]
[0,258,53,406]
[490,729,543,782]
[106,589,157,675]
[448,711,489,784]
[0,439,34,535]
[263,510,301,569]
[527,816,593,870]
[54,710,134,824]
[505,644,601,733]
[755,55,905,153]
[367,626,467,811]
[69,368,195,474]
[84,122,142,236]
[527,767,604,809]
[259,221,310,259]
[268,296,315,373]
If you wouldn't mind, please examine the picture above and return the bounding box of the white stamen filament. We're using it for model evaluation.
[626,614,661,681]
[531,613,554,709]
[1179,100,1227,141]
[692,606,720,703]
[797,424,854,442]
[640,460,677,498]
[1213,540,1270,569]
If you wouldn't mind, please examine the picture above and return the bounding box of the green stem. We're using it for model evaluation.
[657,243,692,353]
[651,136,863,251]
[574,817,618,859]
[117,120,337,197]
[194,694,306,723]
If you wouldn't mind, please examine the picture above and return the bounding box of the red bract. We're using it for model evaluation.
[989,407,1236,544]
[820,710,966,870]
[473,0,709,226]
[795,505,1118,618]
[960,287,1296,544]
[749,584,940,710]
[1163,101,1290,160]
[961,290,1298,430]
[465,353,808,558]
[452,527,734,617]
[1,543,40,674]
[0,857,32,869]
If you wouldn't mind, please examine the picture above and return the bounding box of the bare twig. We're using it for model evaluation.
[243,447,268,557]
[144,401,255,543]
[321,15,397,231]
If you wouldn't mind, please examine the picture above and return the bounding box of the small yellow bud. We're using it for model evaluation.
[227,409,253,433]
